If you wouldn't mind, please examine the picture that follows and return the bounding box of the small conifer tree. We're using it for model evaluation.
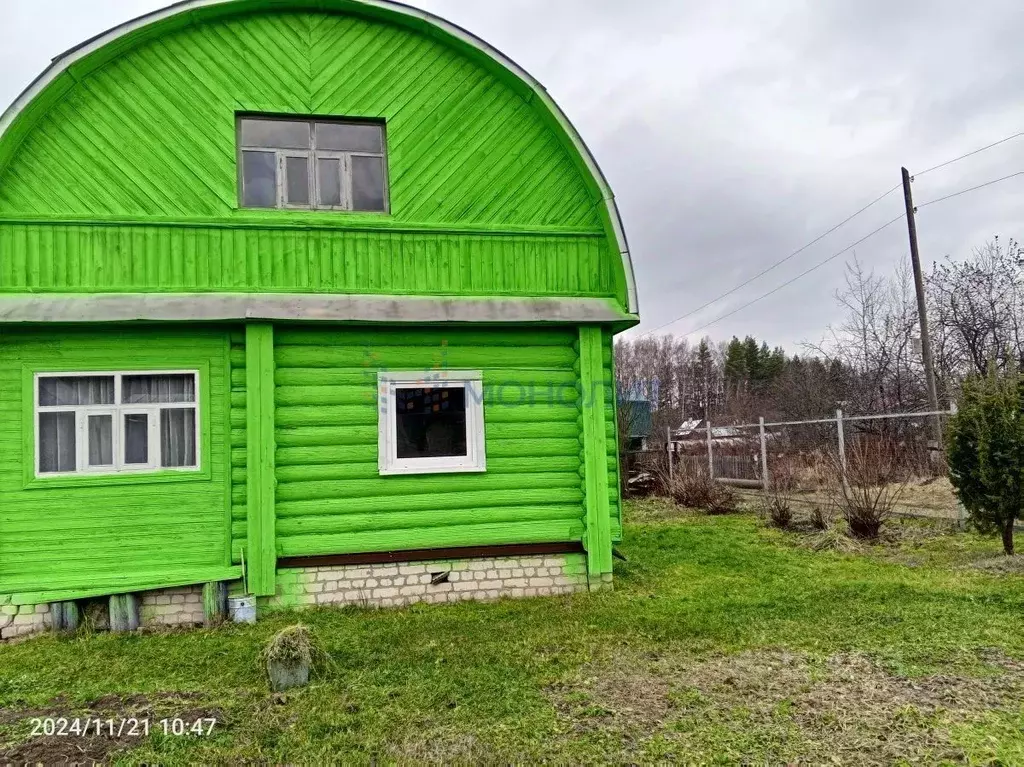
[947,367,1024,555]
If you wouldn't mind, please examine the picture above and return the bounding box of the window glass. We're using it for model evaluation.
[161,408,197,468]
[238,117,387,212]
[241,118,311,149]
[285,156,311,205]
[124,413,149,465]
[316,122,382,153]
[241,151,277,208]
[318,158,341,206]
[351,155,386,212]
[395,386,468,459]
[38,412,76,473]
[88,414,114,467]
[122,374,196,404]
[39,376,114,406]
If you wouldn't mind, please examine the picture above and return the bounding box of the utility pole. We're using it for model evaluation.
[901,167,943,452]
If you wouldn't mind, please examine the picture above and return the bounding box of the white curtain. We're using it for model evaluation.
[39,376,114,406]
[87,414,113,466]
[161,408,196,467]
[38,412,75,473]
[123,374,195,404]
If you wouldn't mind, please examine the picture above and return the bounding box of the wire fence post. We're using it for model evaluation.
[666,426,673,482]
[706,420,714,479]
[836,408,848,491]
[758,416,769,490]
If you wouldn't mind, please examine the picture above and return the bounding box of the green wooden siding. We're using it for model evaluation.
[262,327,594,557]
[0,11,599,226]
[0,6,628,307]
[605,330,623,541]
[229,331,248,564]
[0,223,613,296]
[0,327,234,602]
[245,323,277,595]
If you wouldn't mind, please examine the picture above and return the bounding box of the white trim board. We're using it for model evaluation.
[376,370,486,476]
[0,0,638,313]
[0,293,634,324]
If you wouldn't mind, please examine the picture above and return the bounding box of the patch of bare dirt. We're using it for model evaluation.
[546,648,1024,764]
[0,691,223,765]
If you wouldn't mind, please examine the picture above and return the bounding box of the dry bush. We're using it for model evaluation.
[809,501,836,531]
[826,438,911,540]
[705,482,740,515]
[808,526,863,553]
[667,470,740,515]
[760,495,793,529]
[759,480,793,529]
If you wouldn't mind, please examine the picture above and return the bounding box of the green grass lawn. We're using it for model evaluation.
[2,500,1023,764]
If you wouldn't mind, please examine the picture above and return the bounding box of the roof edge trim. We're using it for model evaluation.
[0,0,637,313]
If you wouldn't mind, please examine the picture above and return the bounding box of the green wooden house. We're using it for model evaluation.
[0,0,639,637]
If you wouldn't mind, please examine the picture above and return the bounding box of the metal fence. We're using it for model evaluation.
[626,407,961,521]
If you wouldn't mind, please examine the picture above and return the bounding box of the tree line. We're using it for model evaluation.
[616,236,1024,436]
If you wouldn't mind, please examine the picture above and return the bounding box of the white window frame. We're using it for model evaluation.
[34,370,201,478]
[377,370,486,476]
[238,116,390,213]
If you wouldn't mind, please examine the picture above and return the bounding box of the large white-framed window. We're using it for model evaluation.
[34,371,200,477]
[377,370,486,476]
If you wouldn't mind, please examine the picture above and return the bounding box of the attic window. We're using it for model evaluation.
[239,116,388,212]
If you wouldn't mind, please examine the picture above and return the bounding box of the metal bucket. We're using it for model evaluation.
[228,595,257,624]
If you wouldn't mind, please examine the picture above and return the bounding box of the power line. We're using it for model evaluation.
[916,170,1024,210]
[677,214,906,338]
[914,132,1024,177]
[639,183,901,338]
[638,128,1024,339]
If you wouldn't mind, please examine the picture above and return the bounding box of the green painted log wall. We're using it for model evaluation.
[0,327,234,602]
[0,6,626,306]
[260,326,621,557]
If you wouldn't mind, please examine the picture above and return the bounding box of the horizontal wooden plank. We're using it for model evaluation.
[277,487,584,518]
[277,519,585,558]
[277,504,582,538]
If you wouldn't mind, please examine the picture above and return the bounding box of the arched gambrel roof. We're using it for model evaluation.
[0,0,638,314]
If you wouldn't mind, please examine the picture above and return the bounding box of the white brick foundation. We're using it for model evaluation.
[0,596,51,641]
[139,585,206,627]
[0,585,206,642]
[265,553,590,610]
[1,553,596,641]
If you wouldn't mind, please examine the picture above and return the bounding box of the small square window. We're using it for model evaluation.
[377,371,485,475]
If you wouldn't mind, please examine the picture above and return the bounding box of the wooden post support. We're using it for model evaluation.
[901,167,943,450]
[759,417,769,490]
[108,594,140,633]
[202,582,229,626]
[246,323,277,597]
[578,327,613,589]
[51,601,80,632]
[666,425,673,482]
[706,420,714,479]
[836,409,849,493]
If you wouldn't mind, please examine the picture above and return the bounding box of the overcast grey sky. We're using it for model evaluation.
[3,1,1023,349]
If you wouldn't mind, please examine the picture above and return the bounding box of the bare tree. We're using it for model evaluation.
[810,257,926,413]
[929,236,1024,384]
